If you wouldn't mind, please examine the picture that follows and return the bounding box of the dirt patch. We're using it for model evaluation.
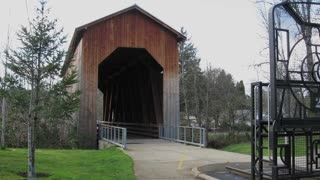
[17,172,51,178]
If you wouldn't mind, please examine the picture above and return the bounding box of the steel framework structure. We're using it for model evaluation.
[252,1,320,179]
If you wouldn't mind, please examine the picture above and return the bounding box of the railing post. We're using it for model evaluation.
[199,129,202,145]
[177,127,180,140]
[123,128,127,149]
[109,127,111,140]
[101,127,103,139]
[116,128,118,143]
[172,126,174,139]
[121,128,124,147]
[192,128,194,143]
[184,127,186,144]
[99,125,127,149]
[110,127,113,141]
[118,128,120,143]
[203,128,207,147]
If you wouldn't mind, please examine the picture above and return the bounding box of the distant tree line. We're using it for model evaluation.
[179,28,250,132]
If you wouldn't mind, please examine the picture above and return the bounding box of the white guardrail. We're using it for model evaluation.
[159,126,206,147]
[99,124,127,149]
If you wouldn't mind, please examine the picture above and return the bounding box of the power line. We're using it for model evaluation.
[25,0,31,28]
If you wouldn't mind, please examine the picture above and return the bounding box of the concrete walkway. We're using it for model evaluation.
[124,139,250,180]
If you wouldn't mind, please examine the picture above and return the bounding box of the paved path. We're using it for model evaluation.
[124,139,250,180]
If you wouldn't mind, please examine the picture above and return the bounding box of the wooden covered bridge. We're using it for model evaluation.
[62,5,187,148]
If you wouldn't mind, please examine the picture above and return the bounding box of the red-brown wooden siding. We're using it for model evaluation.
[68,10,180,148]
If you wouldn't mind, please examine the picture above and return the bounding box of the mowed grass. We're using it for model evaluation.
[223,143,251,155]
[0,147,135,180]
[223,136,308,157]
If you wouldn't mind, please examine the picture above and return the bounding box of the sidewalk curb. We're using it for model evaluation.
[191,167,219,180]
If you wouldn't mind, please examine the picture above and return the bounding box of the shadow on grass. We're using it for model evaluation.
[18,172,51,178]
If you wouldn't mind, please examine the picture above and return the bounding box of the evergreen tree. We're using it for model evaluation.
[5,0,79,178]
[179,27,204,126]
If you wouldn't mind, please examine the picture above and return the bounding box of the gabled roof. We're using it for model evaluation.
[61,5,186,76]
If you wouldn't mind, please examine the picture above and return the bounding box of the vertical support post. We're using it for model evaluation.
[184,127,186,144]
[258,82,263,180]
[118,128,120,143]
[104,127,107,139]
[192,128,194,143]
[110,127,112,141]
[269,5,278,180]
[123,128,127,148]
[251,83,256,180]
[101,127,104,139]
[177,127,180,140]
[203,129,207,147]
[116,128,118,142]
[122,128,124,147]
[166,126,168,138]
[123,128,127,149]
[106,127,109,140]
[272,131,278,180]
[200,129,202,145]
[172,126,174,139]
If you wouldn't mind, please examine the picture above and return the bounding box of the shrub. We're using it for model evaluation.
[207,131,250,149]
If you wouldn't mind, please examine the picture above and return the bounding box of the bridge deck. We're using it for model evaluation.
[124,139,250,180]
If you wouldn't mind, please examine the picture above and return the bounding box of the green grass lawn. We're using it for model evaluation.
[0,147,135,180]
[223,142,251,155]
[223,136,308,157]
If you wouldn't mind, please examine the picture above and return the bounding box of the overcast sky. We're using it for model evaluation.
[0,0,266,93]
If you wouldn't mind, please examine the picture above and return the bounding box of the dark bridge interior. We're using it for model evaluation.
[98,48,163,138]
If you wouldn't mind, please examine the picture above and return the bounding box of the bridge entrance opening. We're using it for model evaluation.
[98,47,163,138]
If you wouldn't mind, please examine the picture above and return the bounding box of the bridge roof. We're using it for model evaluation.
[61,5,186,76]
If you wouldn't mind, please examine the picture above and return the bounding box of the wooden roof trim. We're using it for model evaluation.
[61,5,186,76]
[76,5,186,41]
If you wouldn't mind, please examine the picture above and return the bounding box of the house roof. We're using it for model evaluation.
[61,5,186,76]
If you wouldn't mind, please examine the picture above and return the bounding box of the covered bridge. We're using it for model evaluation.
[62,5,185,148]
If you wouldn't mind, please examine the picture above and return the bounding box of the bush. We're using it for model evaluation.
[207,131,250,149]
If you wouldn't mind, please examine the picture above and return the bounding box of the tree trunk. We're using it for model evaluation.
[1,97,6,149]
[28,83,35,179]
[28,119,35,179]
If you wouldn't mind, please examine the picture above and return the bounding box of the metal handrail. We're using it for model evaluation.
[159,126,206,147]
[99,124,127,149]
